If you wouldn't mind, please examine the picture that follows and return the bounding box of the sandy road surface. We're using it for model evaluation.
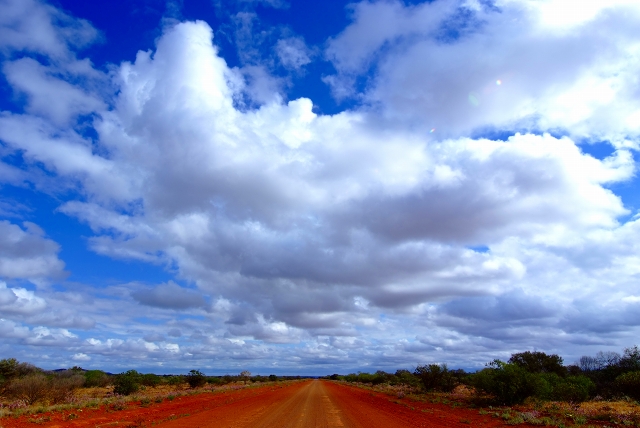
[158,380,512,428]
[0,380,527,427]
[160,380,394,427]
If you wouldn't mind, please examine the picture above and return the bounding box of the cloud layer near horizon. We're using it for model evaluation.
[1,0,640,373]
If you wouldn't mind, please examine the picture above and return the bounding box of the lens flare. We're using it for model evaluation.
[430,128,436,133]
[468,92,480,106]
[496,80,502,85]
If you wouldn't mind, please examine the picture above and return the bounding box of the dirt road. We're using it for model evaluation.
[158,380,516,428]
[0,380,528,427]
[160,379,401,428]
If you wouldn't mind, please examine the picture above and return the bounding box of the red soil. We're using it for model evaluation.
[0,380,534,427]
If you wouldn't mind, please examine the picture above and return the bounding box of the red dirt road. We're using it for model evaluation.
[1,380,531,427]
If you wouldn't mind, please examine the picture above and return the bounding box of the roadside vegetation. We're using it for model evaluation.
[2,346,639,426]
[325,345,640,427]
[0,359,300,420]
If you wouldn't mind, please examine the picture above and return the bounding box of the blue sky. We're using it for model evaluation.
[1,0,640,375]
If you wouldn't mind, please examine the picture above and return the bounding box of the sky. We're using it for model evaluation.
[0,0,640,376]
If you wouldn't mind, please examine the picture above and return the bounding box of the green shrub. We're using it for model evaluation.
[269,374,278,381]
[509,351,566,376]
[551,375,594,402]
[414,364,457,392]
[392,369,420,387]
[84,370,110,387]
[472,360,546,405]
[140,373,160,387]
[206,376,225,385]
[165,375,185,386]
[185,370,206,388]
[616,371,640,400]
[0,358,39,381]
[113,370,141,396]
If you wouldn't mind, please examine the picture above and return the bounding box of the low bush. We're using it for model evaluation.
[392,369,420,387]
[5,373,50,405]
[551,375,594,402]
[48,375,84,404]
[140,373,160,387]
[414,364,457,392]
[164,375,185,386]
[84,370,110,387]
[113,370,141,396]
[206,376,223,385]
[616,371,640,400]
[471,360,545,405]
[185,370,206,388]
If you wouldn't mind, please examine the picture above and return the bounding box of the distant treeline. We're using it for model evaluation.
[323,346,640,405]
[0,358,304,403]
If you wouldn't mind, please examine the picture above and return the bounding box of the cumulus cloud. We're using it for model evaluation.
[71,353,90,362]
[131,281,210,311]
[0,221,66,281]
[0,282,47,316]
[325,0,640,140]
[1,0,640,370]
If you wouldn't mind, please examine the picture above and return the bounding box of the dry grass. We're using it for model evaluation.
[338,380,640,426]
[0,380,290,420]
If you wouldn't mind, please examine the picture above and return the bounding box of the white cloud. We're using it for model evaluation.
[275,36,312,70]
[71,353,91,361]
[0,283,47,316]
[0,0,98,58]
[3,58,105,125]
[0,221,66,281]
[325,0,640,140]
[1,0,640,370]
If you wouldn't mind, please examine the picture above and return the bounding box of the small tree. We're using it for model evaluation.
[509,351,566,376]
[0,358,39,382]
[414,364,457,392]
[620,346,640,372]
[186,370,206,388]
[240,370,251,383]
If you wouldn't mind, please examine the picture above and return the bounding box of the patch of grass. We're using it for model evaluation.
[573,414,588,425]
[27,416,51,424]
[84,399,100,409]
[111,400,127,411]
[505,415,525,425]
